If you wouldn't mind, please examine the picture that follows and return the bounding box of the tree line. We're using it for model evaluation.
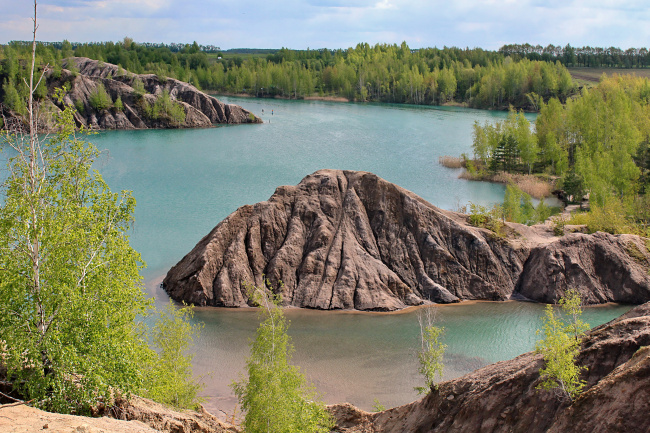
[500,43,650,69]
[1,39,576,112]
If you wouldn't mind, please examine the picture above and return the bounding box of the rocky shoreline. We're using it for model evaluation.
[1,57,262,132]
[162,169,650,311]
[331,301,650,433]
[3,301,647,433]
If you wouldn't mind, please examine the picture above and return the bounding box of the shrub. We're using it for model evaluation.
[132,77,146,97]
[232,282,333,433]
[468,202,504,235]
[536,289,589,401]
[74,99,85,114]
[89,82,112,110]
[114,95,124,112]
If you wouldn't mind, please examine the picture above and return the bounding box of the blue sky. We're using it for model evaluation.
[1,0,648,50]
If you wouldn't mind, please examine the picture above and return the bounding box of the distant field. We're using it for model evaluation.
[569,67,650,86]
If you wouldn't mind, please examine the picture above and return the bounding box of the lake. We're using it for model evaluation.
[69,98,634,413]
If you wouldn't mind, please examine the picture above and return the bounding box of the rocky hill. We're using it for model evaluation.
[331,301,650,433]
[3,57,261,131]
[162,169,650,310]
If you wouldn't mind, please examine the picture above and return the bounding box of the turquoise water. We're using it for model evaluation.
[2,98,633,414]
[186,295,630,414]
[91,97,523,281]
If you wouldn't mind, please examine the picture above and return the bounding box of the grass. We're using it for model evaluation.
[625,241,649,265]
[460,171,555,199]
[438,155,464,169]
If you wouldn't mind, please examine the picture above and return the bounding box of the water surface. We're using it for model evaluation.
[3,97,632,415]
[91,97,522,280]
[185,291,631,413]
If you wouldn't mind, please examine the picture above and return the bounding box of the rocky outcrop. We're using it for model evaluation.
[109,396,240,433]
[163,169,650,310]
[0,396,240,433]
[330,302,650,433]
[2,57,261,132]
[516,232,650,304]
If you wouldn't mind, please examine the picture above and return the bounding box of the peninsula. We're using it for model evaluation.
[1,57,261,132]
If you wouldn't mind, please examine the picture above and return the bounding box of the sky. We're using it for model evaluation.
[0,0,648,51]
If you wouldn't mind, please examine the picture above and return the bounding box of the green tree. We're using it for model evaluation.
[89,82,112,110]
[131,76,146,97]
[114,95,124,112]
[415,307,446,394]
[535,289,589,401]
[559,289,590,340]
[0,5,202,413]
[2,78,26,115]
[0,84,150,414]
[232,283,333,433]
[141,301,204,410]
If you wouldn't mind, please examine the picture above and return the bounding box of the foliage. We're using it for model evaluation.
[415,307,446,394]
[141,90,185,126]
[131,77,146,97]
[141,301,204,410]
[467,74,650,236]
[468,202,504,235]
[2,78,26,115]
[371,398,386,412]
[472,108,537,173]
[0,87,151,413]
[500,43,650,69]
[0,12,203,413]
[583,197,632,234]
[502,184,557,225]
[1,40,576,110]
[73,98,85,114]
[565,197,633,235]
[535,289,589,401]
[114,95,124,112]
[231,283,333,433]
[89,82,112,110]
[558,289,590,339]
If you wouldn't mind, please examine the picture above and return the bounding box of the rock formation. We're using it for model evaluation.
[0,396,240,433]
[163,169,650,310]
[2,57,261,132]
[330,301,650,433]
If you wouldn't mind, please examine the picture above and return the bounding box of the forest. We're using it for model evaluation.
[0,40,576,111]
[469,74,650,234]
[3,38,649,233]
[499,43,650,68]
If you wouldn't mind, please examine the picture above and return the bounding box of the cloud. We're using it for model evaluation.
[0,0,646,49]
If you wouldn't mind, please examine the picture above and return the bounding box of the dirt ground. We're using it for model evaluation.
[569,67,650,86]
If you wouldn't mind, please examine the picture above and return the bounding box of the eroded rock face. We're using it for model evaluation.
[3,57,261,132]
[0,396,240,433]
[162,169,650,310]
[516,232,650,304]
[330,302,650,433]
[163,170,528,310]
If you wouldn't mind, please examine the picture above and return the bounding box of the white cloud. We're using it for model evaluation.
[0,0,646,49]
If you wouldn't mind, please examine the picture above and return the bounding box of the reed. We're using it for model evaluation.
[438,155,463,169]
